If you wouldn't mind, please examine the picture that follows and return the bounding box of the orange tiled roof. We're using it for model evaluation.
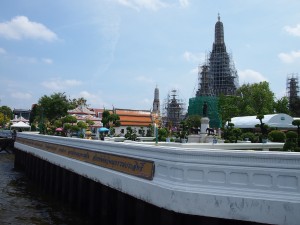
[115,108,152,127]
[120,121,152,126]
[115,109,151,116]
[119,115,152,123]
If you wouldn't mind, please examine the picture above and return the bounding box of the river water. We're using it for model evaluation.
[0,153,90,225]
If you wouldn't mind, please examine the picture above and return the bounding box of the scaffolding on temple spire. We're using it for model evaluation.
[188,15,239,128]
[162,89,186,129]
[286,73,300,116]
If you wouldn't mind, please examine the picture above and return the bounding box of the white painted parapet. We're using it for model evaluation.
[15,132,300,225]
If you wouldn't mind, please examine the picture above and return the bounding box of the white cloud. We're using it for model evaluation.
[284,24,300,37]
[0,16,58,41]
[135,75,154,83]
[179,0,189,8]
[41,78,82,90]
[117,0,169,11]
[42,58,53,64]
[11,91,32,100]
[278,50,300,63]
[76,91,108,107]
[190,67,198,74]
[17,56,38,64]
[183,51,205,63]
[0,47,6,54]
[238,69,268,84]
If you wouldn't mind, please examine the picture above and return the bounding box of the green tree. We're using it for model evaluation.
[218,94,241,126]
[283,131,298,151]
[236,81,275,116]
[64,123,73,136]
[125,126,133,139]
[101,110,110,127]
[232,128,242,143]
[54,119,63,128]
[292,119,300,139]
[108,113,120,127]
[256,114,269,141]
[86,119,95,126]
[0,106,12,128]
[77,121,88,130]
[62,115,77,126]
[37,92,71,125]
[289,97,300,117]
[146,124,154,137]
[292,119,300,147]
[158,128,169,141]
[77,121,88,138]
[241,132,258,143]
[268,130,286,142]
[60,115,77,136]
[69,97,88,109]
[219,82,276,129]
[185,115,201,133]
[179,120,188,140]
[274,96,290,114]
[140,127,145,137]
[29,104,38,125]
[125,126,137,140]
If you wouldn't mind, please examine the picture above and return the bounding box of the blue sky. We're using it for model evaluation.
[0,0,300,111]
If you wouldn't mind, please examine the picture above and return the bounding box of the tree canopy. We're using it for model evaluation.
[101,110,120,128]
[0,106,12,128]
[219,81,288,127]
[37,92,71,125]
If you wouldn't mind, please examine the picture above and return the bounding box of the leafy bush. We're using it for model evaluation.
[283,131,298,151]
[283,141,297,151]
[286,131,298,139]
[158,128,169,141]
[268,130,286,142]
[241,132,258,143]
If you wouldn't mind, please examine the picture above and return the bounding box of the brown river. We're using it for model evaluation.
[0,153,91,225]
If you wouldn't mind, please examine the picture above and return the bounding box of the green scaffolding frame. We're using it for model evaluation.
[187,96,221,128]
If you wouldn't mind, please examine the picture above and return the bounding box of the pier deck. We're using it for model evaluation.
[14,132,300,225]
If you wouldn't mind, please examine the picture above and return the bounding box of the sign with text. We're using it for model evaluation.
[17,137,154,180]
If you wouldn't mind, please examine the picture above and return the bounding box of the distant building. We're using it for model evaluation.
[67,105,103,131]
[152,86,160,115]
[13,109,31,121]
[229,114,296,130]
[162,89,185,129]
[113,108,152,136]
[286,74,300,116]
[151,86,162,127]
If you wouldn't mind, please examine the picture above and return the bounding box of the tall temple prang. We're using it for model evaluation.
[189,14,239,128]
[152,85,160,114]
[196,14,239,97]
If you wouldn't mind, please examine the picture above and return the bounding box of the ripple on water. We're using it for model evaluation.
[0,154,92,225]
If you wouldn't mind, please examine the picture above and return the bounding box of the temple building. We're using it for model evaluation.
[113,108,152,136]
[67,105,103,134]
[196,14,238,97]
[152,86,160,115]
[162,89,185,129]
[189,14,239,128]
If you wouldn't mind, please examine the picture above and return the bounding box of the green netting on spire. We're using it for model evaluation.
[187,96,221,128]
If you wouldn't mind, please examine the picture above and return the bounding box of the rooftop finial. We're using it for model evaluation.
[218,13,220,21]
